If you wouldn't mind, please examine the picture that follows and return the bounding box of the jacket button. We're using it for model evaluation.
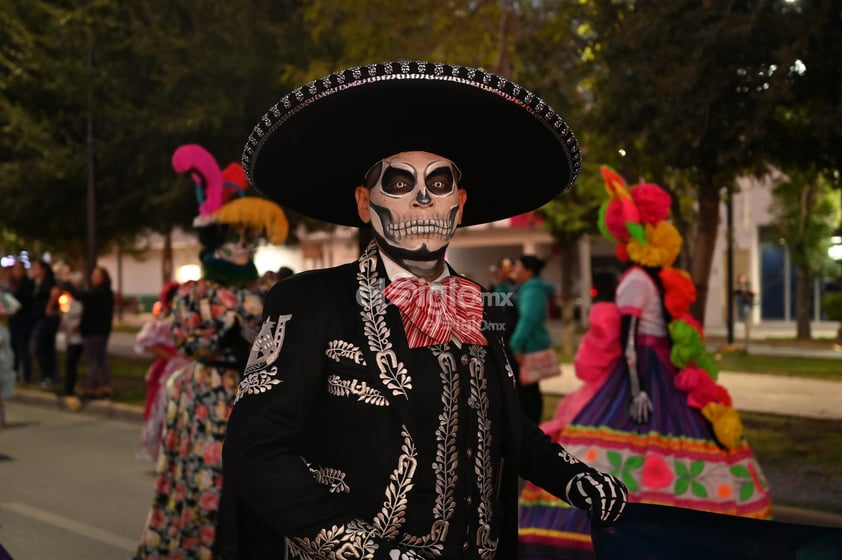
[461,354,469,365]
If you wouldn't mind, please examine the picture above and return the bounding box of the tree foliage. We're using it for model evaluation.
[0,0,310,266]
[578,0,816,322]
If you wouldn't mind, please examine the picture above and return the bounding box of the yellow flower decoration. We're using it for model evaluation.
[627,221,683,268]
[701,402,744,450]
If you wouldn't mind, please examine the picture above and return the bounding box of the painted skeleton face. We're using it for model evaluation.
[358,151,466,256]
[213,225,258,266]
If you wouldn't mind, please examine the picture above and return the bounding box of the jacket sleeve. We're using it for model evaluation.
[223,279,356,532]
[222,279,396,559]
[519,412,593,498]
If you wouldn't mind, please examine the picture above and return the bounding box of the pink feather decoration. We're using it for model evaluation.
[171,144,224,216]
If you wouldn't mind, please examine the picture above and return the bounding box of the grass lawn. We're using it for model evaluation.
[712,351,842,381]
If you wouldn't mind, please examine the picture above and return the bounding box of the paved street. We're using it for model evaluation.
[0,401,154,559]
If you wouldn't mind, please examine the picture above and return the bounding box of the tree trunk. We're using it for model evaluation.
[794,265,812,340]
[689,189,721,324]
[162,230,173,284]
[557,238,579,356]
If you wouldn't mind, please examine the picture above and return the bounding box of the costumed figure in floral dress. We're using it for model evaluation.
[135,280,192,461]
[134,144,288,559]
[518,166,772,558]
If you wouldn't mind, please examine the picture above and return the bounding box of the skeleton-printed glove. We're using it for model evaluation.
[564,470,628,526]
[388,548,425,560]
[629,390,654,423]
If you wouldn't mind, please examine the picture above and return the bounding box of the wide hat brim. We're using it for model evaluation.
[243,61,581,227]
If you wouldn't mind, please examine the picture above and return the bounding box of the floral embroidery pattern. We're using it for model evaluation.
[400,345,460,556]
[326,374,389,407]
[325,339,367,365]
[287,428,418,559]
[468,346,498,559]
[357,242,412,398]
[306,461,351,494]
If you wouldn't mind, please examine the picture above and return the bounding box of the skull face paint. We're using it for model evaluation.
[361,151,465,258]
[213,225,258,266]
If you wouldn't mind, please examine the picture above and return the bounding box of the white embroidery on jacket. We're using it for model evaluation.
[357,242,412,398]
[326,374,389,407]
[287,427,418,559]
[325,339,367,365]
[305,461,351,494]
[468,346,499,558]
[235,313,292,403]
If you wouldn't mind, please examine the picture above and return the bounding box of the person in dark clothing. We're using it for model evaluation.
[62,265,115,400]
[8,260,34,382]
[30,259,60,386]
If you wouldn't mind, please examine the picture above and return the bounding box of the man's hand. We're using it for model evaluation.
[564,470,628,526]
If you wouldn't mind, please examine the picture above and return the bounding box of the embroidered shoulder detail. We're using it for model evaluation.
[325,339,366,365]
[327,374,389,407]
[357,242,412,398]
[235,314,292,403]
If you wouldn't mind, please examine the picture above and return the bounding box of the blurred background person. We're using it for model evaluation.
[134,280,192,461]
[0,278,22,430]
[62,265,115,400]
[59,270,85,410]
[276,265,295,282]
[30,259,60,387]
[509,254,555,424]
[8,259,34,383]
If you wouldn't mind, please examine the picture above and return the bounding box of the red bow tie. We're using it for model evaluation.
[383,276,489,349]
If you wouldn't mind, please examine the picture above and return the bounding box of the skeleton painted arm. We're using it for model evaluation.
[622,315,653,423]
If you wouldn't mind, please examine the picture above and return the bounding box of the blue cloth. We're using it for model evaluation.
[592,503,842,560]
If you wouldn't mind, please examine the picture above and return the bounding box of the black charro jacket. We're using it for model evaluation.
[218,244,591,559]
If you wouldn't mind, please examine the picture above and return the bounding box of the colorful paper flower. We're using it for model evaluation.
[627,221,683,268]
[674,365,719,408]
[669,319,706,368]
[641,454,674,489]
[660,268,697,317]
[701,402,743,450]
[631,182,672,225]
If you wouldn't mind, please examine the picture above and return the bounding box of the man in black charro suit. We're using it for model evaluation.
[219,61,627,560]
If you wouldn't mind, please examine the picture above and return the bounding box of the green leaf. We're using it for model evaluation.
[691,481,708,498]
[622,472,639,493]
[740,481,756,502]
[730,465,751,478]
[675,478,690,496]
[607,451,623,468]
[627,221,647,244]
[690,460,705,477]
[624,456,644,470]
[674,460,689,478]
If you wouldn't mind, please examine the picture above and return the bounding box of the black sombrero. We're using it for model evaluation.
[243,60,581,227]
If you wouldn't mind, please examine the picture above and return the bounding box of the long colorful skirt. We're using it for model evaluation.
[518,337,772,559]
[134,362,240,559]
